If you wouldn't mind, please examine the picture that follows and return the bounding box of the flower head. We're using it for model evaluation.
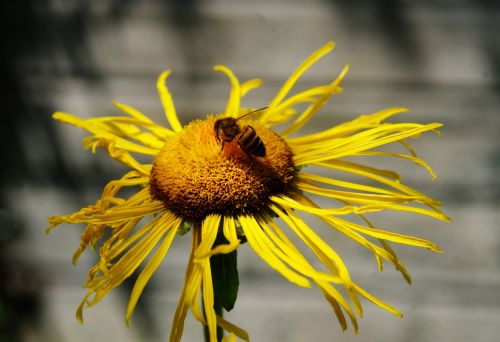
[150,114,295,220]
[47,41,448,341]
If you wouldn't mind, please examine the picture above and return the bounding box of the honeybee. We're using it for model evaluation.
[214,107,267,160]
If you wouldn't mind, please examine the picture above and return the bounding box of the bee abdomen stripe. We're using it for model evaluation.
[238,127,255,142]
[247,134,261,149]
[247,138,265,156]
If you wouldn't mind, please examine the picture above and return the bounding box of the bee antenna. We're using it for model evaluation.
[236,107,268,120]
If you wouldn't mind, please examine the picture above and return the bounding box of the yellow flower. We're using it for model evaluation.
[47,41,449,341]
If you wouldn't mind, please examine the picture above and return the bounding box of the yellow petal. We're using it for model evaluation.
[170,228,199,342]
[268,204,362,316]
[282,64,349,136]
[260,41,335,124]
[194,214,221,259]
[85,213,175,306]
[112,100,174,138]
[294,123,442,165]
[239,215,311,288]
[259,213,359,332]
[157,70,183,132]
[202,258,218,342]
[214,65,241,118]
[126,216,181,325]
[217,315,249,341]
[254,216,340,283]
[354,284,402,318]
[53,112,160,155]
[240,78,263,97]
[289,107,409,145]
[200,217,240,257]
[355,151,438,179]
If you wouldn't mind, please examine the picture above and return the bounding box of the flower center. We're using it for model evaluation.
[150,115,296,220]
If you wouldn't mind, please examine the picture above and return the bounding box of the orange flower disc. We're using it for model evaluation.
[150,115,296,220]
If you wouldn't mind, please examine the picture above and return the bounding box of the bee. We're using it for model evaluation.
[214,107,267,160]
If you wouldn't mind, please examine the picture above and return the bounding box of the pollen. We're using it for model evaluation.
[150,115,296,220]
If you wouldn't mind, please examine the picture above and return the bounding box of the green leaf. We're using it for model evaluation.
[210,235,239,312]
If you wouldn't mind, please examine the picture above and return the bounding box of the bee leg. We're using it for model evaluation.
[240,148,254,166]
[219,141,225,155]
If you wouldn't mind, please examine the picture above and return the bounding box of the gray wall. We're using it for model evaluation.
[1,1,499,341]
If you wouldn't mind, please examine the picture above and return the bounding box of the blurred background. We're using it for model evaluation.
[1,0,499,341]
